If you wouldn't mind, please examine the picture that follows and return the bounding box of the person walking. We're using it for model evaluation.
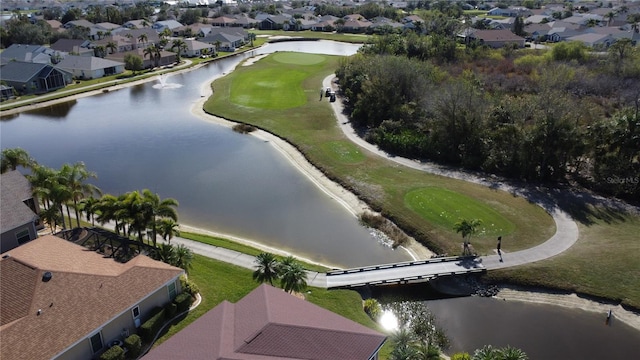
[497,236,503,262]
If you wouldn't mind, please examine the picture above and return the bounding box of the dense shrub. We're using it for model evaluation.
[180,275,200,297]
[124,334,141,358]
[139,308,166,343]
[174,292,193,313]
[165,301,178,319]
[363,298,381,320]
[232,123,257,134]
[99,345,124,360]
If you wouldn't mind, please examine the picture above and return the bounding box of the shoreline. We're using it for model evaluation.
[9,48,639,331]
[495,285,640,332]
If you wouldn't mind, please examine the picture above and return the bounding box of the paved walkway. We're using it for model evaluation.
[322,75,580,273]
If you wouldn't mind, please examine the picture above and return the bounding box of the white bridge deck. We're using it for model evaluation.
[325,256,485,288]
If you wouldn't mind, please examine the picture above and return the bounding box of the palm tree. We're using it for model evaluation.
[1,147,33,173]
[61,162,101,228]
[389,328,419,360]
[39,205,63,234]
[171,39,187,63]
[141,189,178,247]
[95,194,122,234]
[106,41,118,54]
[472,345,499,360]
[173,244,194,274]
[628,13,640,33]
[137,33,148,48]
[248,32,256,47]
[279,256,307,293]
[79,196,100,226]
[94,45,106,58]
[500,346,528,360]
[454,218,482,256]
[144,45,156,67]
[605,11,616,26]
[158,218,180,244]
[153,243,177,264]
[214,40,222,53]
[252,252,280,285]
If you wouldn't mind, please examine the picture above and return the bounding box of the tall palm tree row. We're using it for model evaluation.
[252,253,308,294]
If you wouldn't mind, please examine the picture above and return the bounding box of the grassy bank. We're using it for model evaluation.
[204,52,554,256]
[487,203,640,309]
[203,51,640,309]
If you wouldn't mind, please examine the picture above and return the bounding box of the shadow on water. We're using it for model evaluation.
[23,100,78,119]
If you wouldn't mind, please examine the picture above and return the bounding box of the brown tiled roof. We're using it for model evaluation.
[0,170,37,233]
[0,236,183,360]
[144,284,386,360]
[473,29,526,42]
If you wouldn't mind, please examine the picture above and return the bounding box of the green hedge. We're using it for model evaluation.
[139,308,166,343]
[124,334,141,358]
[99,345,124,360]
[174,293,193,313]
[165,301,178,319]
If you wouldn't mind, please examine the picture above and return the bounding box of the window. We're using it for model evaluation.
[132,306,140,320]
[168,282,177,300]
[16,230,30,245]
[89,332,103,354]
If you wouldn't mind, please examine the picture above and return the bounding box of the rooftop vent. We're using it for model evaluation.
[42,271,53,282]
[1,254,10,259]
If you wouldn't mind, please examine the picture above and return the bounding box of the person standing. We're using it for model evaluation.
[497,236,502,262]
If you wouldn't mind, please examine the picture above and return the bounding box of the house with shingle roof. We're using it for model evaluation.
[466,29,526,48]
[0,44,53,65]
[55,55,125,80]
[0,171,40,253]
[143,284,386,360]
[0,62,71,94]
[63,19,95,29]
[0,235,184,360]
[183,39,216,58]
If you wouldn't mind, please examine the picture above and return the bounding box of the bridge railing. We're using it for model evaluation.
[326,255,477,276]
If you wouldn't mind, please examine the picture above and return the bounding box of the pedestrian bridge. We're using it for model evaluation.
[325,256,485,289]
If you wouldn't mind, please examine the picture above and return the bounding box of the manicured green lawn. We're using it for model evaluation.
[204,52,554,255]
[202,51,640,308]
[405,187,516,237]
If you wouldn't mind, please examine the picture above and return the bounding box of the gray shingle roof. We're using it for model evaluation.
[0,62,51,82]
[55,55,124,72]
[0,171,37,233]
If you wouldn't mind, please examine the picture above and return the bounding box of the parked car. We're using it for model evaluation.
[325,87,332,97]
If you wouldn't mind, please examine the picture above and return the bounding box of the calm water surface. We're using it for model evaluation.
[427,296,640,359]
[0,41,411,268]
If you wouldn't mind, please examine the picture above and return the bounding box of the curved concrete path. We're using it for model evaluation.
[322,75,580,272]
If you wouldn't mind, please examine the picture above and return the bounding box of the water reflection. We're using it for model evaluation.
[0,41,410,268]
[23,100,77,119]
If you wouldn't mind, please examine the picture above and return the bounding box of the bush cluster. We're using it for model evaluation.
[99,345,124,360]
[124,334,142,358]
[358,212,410,248]
[139,307,165,343]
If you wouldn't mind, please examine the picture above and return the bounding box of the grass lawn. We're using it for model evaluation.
[204,52,554,256]
[153,255,392,354]
[253,29,371,44]
[203,51,640,308]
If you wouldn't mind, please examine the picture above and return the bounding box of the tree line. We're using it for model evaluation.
[336,40,640,201]
[1,148,182,250]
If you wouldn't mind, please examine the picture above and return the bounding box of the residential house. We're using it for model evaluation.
[341,16,373,33]
[524,14,553,24]
[152,20,184,33]
[209,15,237,27]
[63,19,95,30]
[90,22,122,40]
[468,29,526,48]
[106,48,176,69]
[487,7,532,17]
[183,39,215,58]
[0,171,40,253]
[45,19,63,32]
[259,15,291,30]
[230,14,260,29]
[55,55,125,80]
[284,17,316,31]
[143,284,386,360]
[567,32,614,48]
[0,235,184,360]
[0,44,52,65]
[201,32,244,52]
[50,39,94,57]
[122,19,150,29]
[0,84,15,101]
[0,62,71,95]
[311,15,339,31]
